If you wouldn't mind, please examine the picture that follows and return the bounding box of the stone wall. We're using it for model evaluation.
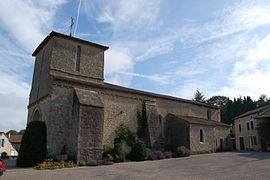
[235,115,261,151]
[77,105,104,161]
[51,37,104,81]
[48,85,74,157]
[164,114,190,151]
[189,125,230,154]
[29,40,53,104]
[189,125,215,154]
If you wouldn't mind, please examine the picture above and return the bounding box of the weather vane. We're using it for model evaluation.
[70,17,74,37]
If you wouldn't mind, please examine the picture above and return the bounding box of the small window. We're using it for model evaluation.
[1,139,4,147]
[239,124,242,132]
[247,122,250,131]
[225,138,228,147]
[207,110,211,120]
[75,45,81,71]
[251,121,254,130]
[253,136,257,145]
[200,129,204,143]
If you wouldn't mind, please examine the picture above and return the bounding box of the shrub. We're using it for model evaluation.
[1,152,7,159]
[176,146,190,157]
[78,160,87,166]
[102,144,114,161]
[17,121,47,167]
[129,140,149,161]
[163,151,173,158]
[116,124,136,147]
[113,143,125,162]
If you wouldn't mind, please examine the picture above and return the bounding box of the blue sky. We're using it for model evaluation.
[1,0,270,131]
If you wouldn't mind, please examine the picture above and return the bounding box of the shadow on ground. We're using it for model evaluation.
[235,151,270,160]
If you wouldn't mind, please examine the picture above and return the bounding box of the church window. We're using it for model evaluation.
[200,129,204,143]
[32,110,40,121]
[75,45,81,71]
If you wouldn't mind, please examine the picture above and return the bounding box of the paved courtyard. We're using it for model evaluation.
[2,152,270,180]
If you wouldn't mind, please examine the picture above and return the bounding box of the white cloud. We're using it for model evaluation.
[96,0,161,31]
[117,71,172,85]
[0,0,66,52]
[104,47,134,86]
[83,0,167,86]
[218,33,270,99]
[0,0,67,132]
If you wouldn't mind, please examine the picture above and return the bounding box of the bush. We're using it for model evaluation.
[1,152,7,159]
[176,146,190,157]
[129,140,149,161]
[113,143,125,162]
[17,121,47,167]
[116,124,136,147]
[102,144,114,161]
[78,160,87,166]
[163,151,173,158]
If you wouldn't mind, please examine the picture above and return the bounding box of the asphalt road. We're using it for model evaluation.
[2,152,270,180]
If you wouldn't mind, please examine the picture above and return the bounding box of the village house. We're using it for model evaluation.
[0,132,18,158]
[234,105,270,151]
[27,31,230,162]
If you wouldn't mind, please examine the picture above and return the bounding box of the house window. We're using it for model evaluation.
[247,122,250,131]
[239,124,242,132]
[200,129,204,143]
[225,138,228,147]
[207,110,211,120]
[252,136,257,145]
[75,45,81,71]
[0,139,4,147]
[251,121,254,130]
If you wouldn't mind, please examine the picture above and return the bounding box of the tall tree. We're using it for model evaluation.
[207,96,230,123]
[256,94,269,107]
[6,130,18,135]
[193,90,206,103]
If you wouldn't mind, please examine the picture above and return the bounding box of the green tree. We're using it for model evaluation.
[6,130,18,135]
[257,118,270,144]
[193,90,206,103]
[137,101,150,147]
[256,94,269,108]
[17,121,47,167]
[19,129,25,135]
[207,96,230,123]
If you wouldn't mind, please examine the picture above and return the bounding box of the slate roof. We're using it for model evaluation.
[9,135,23,143]
[74,88,104,107]
[167,114,230,127]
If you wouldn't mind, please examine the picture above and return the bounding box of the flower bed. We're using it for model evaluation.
[34,160,77,170]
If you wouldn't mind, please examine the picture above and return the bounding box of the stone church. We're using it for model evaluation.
[27,31,230,162]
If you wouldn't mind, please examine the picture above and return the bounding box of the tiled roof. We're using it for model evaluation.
[167,114,230,127]
[233,105,270,120]
[9,135,23,143]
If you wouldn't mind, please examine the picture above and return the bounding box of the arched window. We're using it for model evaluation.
[32,110,40,121]
[200,129,204,143]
